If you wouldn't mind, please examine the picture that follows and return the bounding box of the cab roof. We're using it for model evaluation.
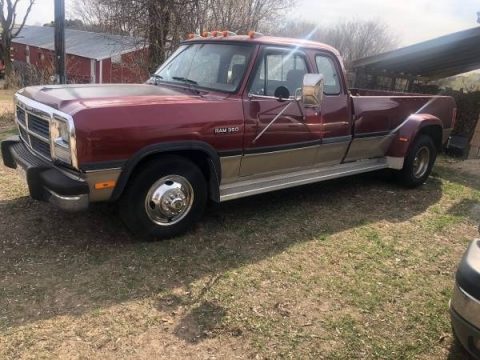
[183,35,340,57]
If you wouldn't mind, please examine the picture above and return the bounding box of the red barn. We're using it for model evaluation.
[11,25,149,84]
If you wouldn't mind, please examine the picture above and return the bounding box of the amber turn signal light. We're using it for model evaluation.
[95,180,116,190]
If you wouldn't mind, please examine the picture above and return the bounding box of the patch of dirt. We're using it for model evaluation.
[446,158,480,178]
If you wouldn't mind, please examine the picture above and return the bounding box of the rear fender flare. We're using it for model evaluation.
[386,113,442,159]
[111,141,221,202]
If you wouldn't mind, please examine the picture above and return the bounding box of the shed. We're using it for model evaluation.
[11,25,149,84]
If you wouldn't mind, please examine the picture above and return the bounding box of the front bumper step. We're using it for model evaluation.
[1,136,89,211]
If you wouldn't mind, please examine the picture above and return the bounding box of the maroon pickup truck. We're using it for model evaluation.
[1,34,456,238]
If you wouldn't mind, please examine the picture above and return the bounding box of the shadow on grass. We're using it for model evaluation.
[447,198,480,224]
[447,336,475,360]
[434,164,480,192]
[0,170,452,342]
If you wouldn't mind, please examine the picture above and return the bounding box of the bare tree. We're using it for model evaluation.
[73,0,295,70]
[0,0,35,84]
[275,19,398,69]
[203,0,293,33]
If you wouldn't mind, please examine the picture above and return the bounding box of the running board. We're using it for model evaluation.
[219,158,388,202]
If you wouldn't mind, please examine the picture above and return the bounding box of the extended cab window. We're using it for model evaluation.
[155,43,253,92]
[250,51,308,96]
[315,55,341,95]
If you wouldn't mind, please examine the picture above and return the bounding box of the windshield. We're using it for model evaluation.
[154,43,254,93]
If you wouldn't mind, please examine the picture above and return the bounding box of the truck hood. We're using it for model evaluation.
[17,83,203,113]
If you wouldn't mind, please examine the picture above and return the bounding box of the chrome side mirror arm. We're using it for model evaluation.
[252,101,295,144]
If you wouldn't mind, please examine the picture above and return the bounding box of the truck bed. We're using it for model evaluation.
[349,88,456,139]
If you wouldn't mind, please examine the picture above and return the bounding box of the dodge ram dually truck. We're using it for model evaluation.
[1,34,456,238]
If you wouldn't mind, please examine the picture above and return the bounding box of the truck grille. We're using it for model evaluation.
[15,104,52,161]
[30,136,51,157]
[19,126,28,142]
[16,107,26,126]
[28,114,50,139]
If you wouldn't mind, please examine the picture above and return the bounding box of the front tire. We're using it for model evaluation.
[398,135,437,188]
[119,156,207,239]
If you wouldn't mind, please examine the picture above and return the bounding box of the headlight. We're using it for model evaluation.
[51,116,72,164]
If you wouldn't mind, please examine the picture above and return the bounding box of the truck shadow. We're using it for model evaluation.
[0,171,445,338]
[435,163,480,192]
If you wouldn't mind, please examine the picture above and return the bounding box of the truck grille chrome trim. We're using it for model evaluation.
[14,93,78,169]
[16,107,26,126]
[15,106,52,162]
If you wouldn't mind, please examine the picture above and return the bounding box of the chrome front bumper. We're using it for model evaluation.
[1,136,89,212]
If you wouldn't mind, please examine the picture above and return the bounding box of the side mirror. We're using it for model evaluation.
[274,86,290,102]
[302,73,324,108]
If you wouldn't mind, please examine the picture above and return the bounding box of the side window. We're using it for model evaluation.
[315,55,341,95]
[250,52,308,96]
[227,54,248,87]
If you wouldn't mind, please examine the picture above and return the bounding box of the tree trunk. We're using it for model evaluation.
[148,1,170,72]
[2,37,12,88]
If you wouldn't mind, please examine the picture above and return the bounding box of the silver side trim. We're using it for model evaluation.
[220,157,388,201]
[220,155,242,184]
[451,283,480,329]
[344,134,394,162]
[386,156,404,170]
[84,168,122,202]
[239,145,318,177]
[84,167,122,173]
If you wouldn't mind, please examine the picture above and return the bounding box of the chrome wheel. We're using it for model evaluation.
[145,175,194,226]
[412,146,430,179]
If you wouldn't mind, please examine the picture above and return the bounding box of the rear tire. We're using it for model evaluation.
[119,156,207,239]
[398,135,437,188]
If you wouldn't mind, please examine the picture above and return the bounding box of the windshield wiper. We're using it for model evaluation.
[172,76,198,85]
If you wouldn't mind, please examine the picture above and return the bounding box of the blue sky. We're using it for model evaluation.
[18,0,480,46]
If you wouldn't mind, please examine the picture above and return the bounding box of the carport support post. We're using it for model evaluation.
[54,0,66,84]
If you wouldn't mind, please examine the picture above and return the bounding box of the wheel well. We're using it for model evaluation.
[136,150,212,180]
[113,150,220,202]
[418,125,442,151]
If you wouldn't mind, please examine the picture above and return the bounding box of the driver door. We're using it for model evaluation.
[240,47,322,177]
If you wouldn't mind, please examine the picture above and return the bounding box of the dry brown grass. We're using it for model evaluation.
[0,152,479,359]
[1,87,479,358]
[0,87,15,115]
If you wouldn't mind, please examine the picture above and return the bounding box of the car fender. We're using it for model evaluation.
[386,113,443,159]
[110,141,222,202]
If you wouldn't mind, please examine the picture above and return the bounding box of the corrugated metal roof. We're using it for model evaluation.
[13,25,146,60]
[353,26,480,79]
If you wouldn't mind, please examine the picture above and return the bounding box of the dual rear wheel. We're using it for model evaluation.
[397,135,437,188]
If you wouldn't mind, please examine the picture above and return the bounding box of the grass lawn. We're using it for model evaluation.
[0,88,479,358]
